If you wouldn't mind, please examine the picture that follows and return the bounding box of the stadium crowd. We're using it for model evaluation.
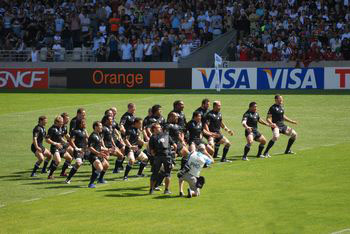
[1,0,349,64]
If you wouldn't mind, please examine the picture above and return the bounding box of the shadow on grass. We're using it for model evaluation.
[152,195,181,199]
[104,193,148,198]
[97,186,149,193]
[44,185,81,189]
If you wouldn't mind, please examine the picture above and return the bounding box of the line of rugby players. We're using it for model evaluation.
[30,96,297,193]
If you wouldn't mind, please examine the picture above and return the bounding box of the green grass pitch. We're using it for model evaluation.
[0,90,350,233]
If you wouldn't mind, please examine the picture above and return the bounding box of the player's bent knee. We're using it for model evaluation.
[291,130,297,139]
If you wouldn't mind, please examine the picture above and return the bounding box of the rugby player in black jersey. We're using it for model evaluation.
[110,107,126,173]
[65,118,89,184]
[87,121,110,188]
[263,95,298,157]
[165,112,189,158]
[61,112,74,171]
[143,108,153,140]
[149,123,177,195]
[241,102,270,161]
[170,100,187,129]
[30,116,52,177]
[204,101,234,162]
[69,108,86,134]
[187,111,214,156]
[123,118,148,180]
[102,115,125,173]
[120,103,136,136]
[45,116,72,179]
[146,105,166,133]
[194,98,210,123]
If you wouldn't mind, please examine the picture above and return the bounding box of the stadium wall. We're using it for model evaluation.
[1,62,350,90]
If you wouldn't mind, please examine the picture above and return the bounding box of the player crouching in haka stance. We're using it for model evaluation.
[45,115,73,179]
[178,146,214,198]
[204,101,234,162]
[65,118,89,184]
[87,121,110,188]
[187,111,214,157]
[30,116,52,177]
[101,114,125,174]
[123,118,148,180]
[263,95,298,157]
[241,102,270,160]
[149,123,176,195]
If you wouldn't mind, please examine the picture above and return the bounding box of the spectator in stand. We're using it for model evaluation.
[120,37,133,62]
[160,36,172,62]
[143,38,153,62]
[134,38,144,62]
[239,45,250,61]
[180,39,192,58]
[107,34,120,62]
[226,41,236,61]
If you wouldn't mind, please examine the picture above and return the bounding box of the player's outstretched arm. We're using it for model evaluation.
[284,115,297,125]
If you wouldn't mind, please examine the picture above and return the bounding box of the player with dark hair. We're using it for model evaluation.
[149,123,176,195]
[110,107,126,173]
[69,108,86,134]
[123,117,148,180]
[204,101,234,162]
[263,95,298,157]
[187,111,214,156]
[87,121,110,188]
[45,116,72,179]
[166,112,189,158]
[102,115,125,173]
[194,98,210,123]
[61,112,74,171]
[143,108,153,140]
[146,105,166,132]
[30,116,52,177]
[171,100,187,129]
[241,102,270,161]
[65,118,89,183]
[120,103,136,136]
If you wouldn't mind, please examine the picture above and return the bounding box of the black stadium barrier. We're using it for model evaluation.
[66,68,192,89]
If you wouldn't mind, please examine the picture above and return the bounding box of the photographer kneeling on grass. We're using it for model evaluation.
[178,143,214,198]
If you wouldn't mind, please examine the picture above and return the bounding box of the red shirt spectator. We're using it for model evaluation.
[239,46,250,61]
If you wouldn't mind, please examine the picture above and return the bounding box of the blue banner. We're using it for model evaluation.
[257,68,324,90]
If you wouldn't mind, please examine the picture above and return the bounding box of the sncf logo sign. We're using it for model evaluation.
[325,67,350,89]
[335,69,350,88]
[0,68,49,89]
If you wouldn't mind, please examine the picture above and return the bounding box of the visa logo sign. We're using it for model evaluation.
[192,68,257,90]
[258,68,324,89]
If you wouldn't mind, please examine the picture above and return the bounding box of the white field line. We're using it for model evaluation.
[22,197,41,203]
[58,190,76,195]
[0,95,167,117]
[331,228,350,234]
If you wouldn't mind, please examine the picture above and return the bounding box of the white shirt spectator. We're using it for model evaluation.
[341,32,350,41]
[31,50,38,62]
[265,42,274,54]
[93,36,105,51]
[180,42,192,57]
[134,43,144,59]
[173,49,182,62]
[80,15,91,33]
[55,17,64,32]
[274,40,285,49]
[52,43,62,56]
[281,46,292,61]
[121,43,132,60]
[144,43,153,56]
